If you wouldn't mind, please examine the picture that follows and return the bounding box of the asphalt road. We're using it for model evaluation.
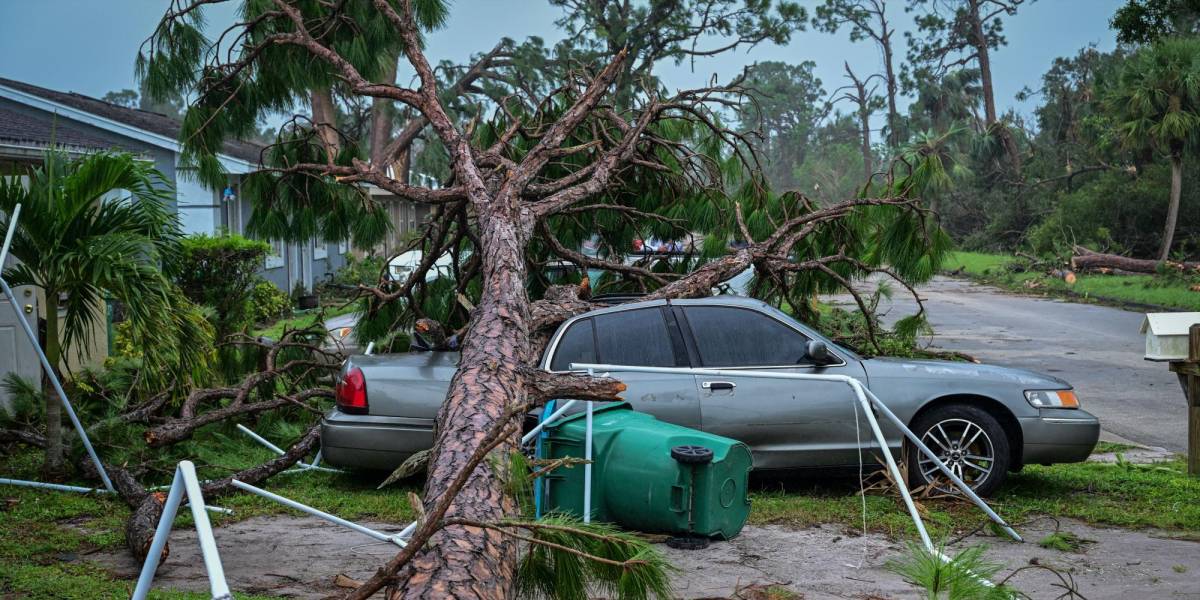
[834,276,1188,452]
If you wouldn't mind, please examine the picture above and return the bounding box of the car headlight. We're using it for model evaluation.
[1024,390,1079,408]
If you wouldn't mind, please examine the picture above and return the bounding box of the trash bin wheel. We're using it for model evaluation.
[671,445,714,465]
[666,535,710,550]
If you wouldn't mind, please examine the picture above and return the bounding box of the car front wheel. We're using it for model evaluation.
[907,404,1010,497]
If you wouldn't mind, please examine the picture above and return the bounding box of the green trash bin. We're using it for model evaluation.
[540,402,753,540]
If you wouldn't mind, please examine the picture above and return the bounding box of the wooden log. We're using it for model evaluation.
[1189,324,1199,477]
[1071,246,1200,275]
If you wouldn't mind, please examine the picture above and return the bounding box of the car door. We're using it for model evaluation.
[545,306,701,429]
[677,304,868,469]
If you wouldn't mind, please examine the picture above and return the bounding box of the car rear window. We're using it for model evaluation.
[593,307,679,367]
[549,318,597,371]
[683,305,811,367]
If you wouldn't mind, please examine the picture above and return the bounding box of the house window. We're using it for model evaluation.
[338,240,350,254]
[313,242,328,261]
[265,240,285,269]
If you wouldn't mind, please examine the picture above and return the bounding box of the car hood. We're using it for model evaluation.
[861,357,1070,388]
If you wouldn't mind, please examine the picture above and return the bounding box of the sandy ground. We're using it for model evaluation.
[89,509,1200,599]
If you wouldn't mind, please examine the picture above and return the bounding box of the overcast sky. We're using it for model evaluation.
[0,0,1125,129]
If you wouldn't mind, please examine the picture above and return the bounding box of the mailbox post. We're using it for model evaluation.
[1168,324,1200,476]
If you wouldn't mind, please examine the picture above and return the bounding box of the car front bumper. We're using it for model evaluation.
[320,409,434,471]
[1019,408,1101,465]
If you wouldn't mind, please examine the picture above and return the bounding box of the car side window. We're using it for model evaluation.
[593,308,680,367]
[683,306,812,367]
[549,318,597,371]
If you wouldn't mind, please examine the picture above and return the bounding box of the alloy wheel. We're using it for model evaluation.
[917,417,995,493]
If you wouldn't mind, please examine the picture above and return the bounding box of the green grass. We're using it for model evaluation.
[4,434,1196,597]
[0,438,418,599]
[945,251,1200,311]
[252,301,359,340]
[748,457,1200,540]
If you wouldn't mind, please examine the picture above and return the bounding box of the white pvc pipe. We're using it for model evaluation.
[180,462,231,598]
[231,479,406,547]
[132,461,232,600]
[0,477,105,494]
[0,203,19,266]
[364,341,375,355]
[0,274,114,493]
[569,362,1022,546]
[236,424,343,473]
[520,399,578,445]
[583,400,594,524]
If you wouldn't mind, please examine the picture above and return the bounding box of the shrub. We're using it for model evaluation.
[248,279,291,324]
[176,234,270,339]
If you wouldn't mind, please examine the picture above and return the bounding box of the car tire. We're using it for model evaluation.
[671,445,714,465]
[666,535,711,550]
[907,404,1010,497]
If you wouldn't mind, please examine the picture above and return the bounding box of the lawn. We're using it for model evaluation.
[945,251,1200,311]
[3,438,1196,598]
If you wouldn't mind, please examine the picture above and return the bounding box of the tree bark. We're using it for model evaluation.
[1071,246,1200,274]
[41,286,64,477]
[969,0,1021,174]
[369,58,400,167]
[311,87,341,157]
[881,20,899,146]
[391,206,528,599]
[1160,152,1184,262]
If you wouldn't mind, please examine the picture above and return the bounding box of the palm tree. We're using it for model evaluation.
[0,150,207,474]
[1105,37,1200,261]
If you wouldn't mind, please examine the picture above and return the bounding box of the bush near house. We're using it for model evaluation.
[248,279,292,325]
[175,234,271,340]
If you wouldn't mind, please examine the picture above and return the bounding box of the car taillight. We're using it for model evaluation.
[336,366,368,414]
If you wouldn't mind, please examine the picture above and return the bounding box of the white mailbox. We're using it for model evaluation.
[1141,313,1200,361]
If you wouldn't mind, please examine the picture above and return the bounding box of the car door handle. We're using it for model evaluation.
[702,381,736,391]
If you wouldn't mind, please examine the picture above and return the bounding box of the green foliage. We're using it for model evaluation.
[175,233,270,339]
[1104,37,1200,160]
[0,150,213,392]
[0,373,43,428]
[248,279,292,324]
[1111,0,1200,44]
[516,514,675,600]
[1037,531,1095,553]
[738,60,827,190]
[886,543,1015,600]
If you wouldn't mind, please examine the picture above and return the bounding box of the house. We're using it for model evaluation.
[0,77,349,408]
[0,76,347,294]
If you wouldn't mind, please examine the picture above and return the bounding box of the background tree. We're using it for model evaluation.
[1112,0,1200,45]
[832,62,886,180]
[550,0,808,108]
[738,60,826,190]
[0,150,211,475]
[1104,37,1200,260]
[905,0,1029,173]
[813,0,903,145]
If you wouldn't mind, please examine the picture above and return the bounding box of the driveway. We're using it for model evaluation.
[833,276,1187,452]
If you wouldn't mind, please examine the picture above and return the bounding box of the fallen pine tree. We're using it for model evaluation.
[1071,246,1200,275]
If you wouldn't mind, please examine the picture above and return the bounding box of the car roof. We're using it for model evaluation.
[576,294,770,319]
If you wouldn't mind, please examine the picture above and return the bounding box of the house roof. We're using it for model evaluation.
[0,77,264,165]
[0,104,116,152]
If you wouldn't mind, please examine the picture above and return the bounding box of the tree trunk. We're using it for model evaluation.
[970,1,1021,174]
[369,58,400,167]
[1160,153,1184,262]
[311,88,341,157]
[858,102,873,181]
[41,286,64,477]
[1071,246,1200,274]
[881,26,899,146]
[392,204,527,599]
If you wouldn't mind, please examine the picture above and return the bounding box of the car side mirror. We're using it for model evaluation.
[804,340,831,365]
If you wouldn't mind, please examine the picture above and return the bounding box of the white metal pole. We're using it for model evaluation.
[569,363,1021,544]
[0,477,104,494]
[131,465,186,600]
[364,341,375,355]
[0,276,114,492]
[583,399,594,524]
[236,424,342,473]
[0,203,20,266]
[861,386,1023,542]
[520,399,578,445]
[179,462,232,599]
[231,479,406,547]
